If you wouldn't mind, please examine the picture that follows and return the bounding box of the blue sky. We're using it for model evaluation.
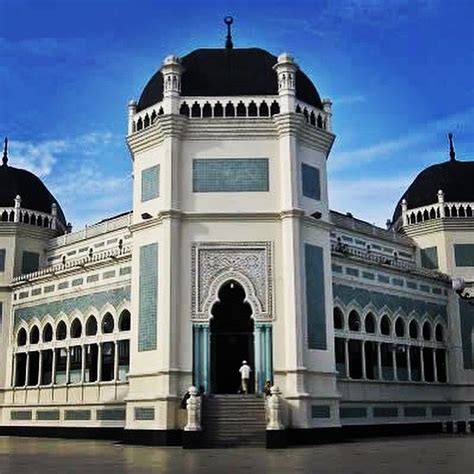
[1,0,473,228]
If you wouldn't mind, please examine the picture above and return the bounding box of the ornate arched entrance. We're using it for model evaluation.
[210,280,254,394]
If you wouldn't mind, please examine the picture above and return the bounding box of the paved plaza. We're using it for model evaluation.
[0,435,472,473]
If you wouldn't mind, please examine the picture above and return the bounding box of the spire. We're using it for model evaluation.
[224,16,234,49]
[448,132,456,162]
[2,137,7,166]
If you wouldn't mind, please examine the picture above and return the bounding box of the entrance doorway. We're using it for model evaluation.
[210,280,254,394]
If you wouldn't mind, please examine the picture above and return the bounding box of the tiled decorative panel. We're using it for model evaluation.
[44,285,55,293]
[373,407,398,418]
[378,274,390,283]
[120,267,132,276]
[86,274,99,283]
[31,288,42,296]
[193,158,269,192]
[0,249,5,272]
[65,410,91,421]
[311,405,331,418]
[305,244,327,350]
[58,281,69,290]
[333,283,447,322]
[134,407,155,421]
[420,247,438,270]
[392,278,404,287]
[11,410,32,421]
[139,243,158,352]
[404,407,426,417]
[339,407,367,418]
[407,281,418,290]
[431,406,452,417]
[36,410,60,421]
[302,163,321,200]
[14,286,131,327]
[470,406,474,415]
[103,270,116,279]
[346,267,359,277]
[141,165,160,202]
[72,278,83,287]
[362,271,375,280]
[454,244,474,267]
[332,264,343,273]
[21,251,40,274]
[96,409,126,421]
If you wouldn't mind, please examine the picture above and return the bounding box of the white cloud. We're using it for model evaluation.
[332,94,366,106]
[329,174,416,227]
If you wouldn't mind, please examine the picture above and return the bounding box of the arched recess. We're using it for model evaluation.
[333,307,344,330]
[85,315,98,336]
[119,309,131,331]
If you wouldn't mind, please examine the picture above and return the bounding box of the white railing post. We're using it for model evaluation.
[266,385,284,430]
[437,190,445,218]
[401,199,408,227]
[14,195,21,223]
[184,386,202,431]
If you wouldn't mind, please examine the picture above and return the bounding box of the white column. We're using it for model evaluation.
[401,199,408,227]
[361,341,367,379]
[127,100,137,135]
[37,351,43,386]
[80,345,85,383]
[433,349,438,382]
[11,353,17,387]
[25,352,30,387]
[97,344,102,382]
[14,195,21,223]
[407,346,412,381]
[344,339,350,378]
[438,190,445,218]
[113,341,119,381]
[52,349,57,384]
[377,343,382,380]
[421,347,425,382]
[392,347,397,381]
[65,348,70,384]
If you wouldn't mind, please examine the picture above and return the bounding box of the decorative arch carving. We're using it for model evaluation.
[192,241,273,321]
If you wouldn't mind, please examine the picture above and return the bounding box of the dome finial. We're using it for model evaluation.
[224,16,234,49]
[448,132,456,161]
[2,137,8,166]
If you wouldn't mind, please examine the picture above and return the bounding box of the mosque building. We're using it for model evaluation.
[1,20,473,447]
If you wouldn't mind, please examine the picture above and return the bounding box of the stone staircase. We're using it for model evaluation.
[202,395,266,447]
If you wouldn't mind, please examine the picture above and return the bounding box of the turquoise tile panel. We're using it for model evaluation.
[404,407,426,417]
[14,286,131,327]
[11,410,32,421]
[134,407,155,420]
[302,163,321,200]
[139,243,158,352]
[193,158,269,192]
[332,283,447,322]
[141,165,160,202]
[432,406,452,417]
[340,407,367,418]
[96,409,126,421]
[373,407,398,417]
[305,244,327,350]
[311,405,330,418]
[421,247,438,269]
[65,410,91,421]
[21,251,40,274]
[454,244,474,267]
[37,410,60,421]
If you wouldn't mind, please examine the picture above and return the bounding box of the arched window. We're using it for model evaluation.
[380,315,391,336]
[348,310,360,331]
[270,101,280,116]
[409,320,419,339]
[248,102,257,117]
[422,321,432,341]
[17,328,27,346]
[365,313,376,334]
[191,102,201,118]
[236,102,246,117]
[42,323,53,342]
[202,102,212,118]
[30,326,40,344]
[395,318,405,337]
[71,318,82,338]
[333,307,344,330]
[179,103,190,117]
[435,324,444,342]
[259,102,269,117]
[102,313,114,334]
[56,321,67,340]
[86,316,98,336]
[119,310,131,331]
[225,102,235,117]
[214,102,223,117]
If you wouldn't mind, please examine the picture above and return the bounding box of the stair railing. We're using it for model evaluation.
[184,386,202,432]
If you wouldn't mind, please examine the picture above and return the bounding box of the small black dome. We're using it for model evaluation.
[0,163,66,226]
[137,48,323,112]
[392,159,474,223]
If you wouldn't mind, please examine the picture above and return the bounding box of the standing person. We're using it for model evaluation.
[239,360,251,395]
[263,380,272,397]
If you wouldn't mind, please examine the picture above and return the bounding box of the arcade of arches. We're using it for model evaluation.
[333,307,448,383]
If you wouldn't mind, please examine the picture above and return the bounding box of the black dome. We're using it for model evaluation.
[392,159,474,223]
[0,163,66,226]
[137,48,323,112]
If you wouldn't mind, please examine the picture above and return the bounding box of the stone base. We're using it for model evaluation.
[266,429,287,449]
[182,430,204,449]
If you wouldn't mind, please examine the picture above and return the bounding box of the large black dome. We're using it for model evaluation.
[392,159,474,223]
[137,48,323,112]
[0,163,66,226]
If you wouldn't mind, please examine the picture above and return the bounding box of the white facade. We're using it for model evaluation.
[0,44,472,443]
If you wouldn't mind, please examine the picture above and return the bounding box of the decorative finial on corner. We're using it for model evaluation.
[448,132,456,162]
[224,16,234,50]
[2,137,8,166]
